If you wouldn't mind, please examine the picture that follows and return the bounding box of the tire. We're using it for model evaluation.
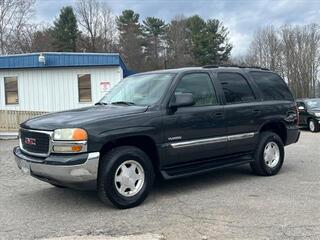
[98,146,155,209]
[250,131,284,176]
[308,119,320,132]
[49,183,66,188]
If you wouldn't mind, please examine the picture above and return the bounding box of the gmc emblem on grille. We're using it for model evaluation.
[24,137,36,146]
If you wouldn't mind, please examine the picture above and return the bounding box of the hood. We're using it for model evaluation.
[21,105,148,130]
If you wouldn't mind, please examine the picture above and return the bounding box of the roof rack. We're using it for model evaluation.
[202,64,270,71]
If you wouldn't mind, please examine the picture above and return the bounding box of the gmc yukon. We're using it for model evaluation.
[14,66,300,208]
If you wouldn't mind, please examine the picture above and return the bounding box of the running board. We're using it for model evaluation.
[161,154,254,180]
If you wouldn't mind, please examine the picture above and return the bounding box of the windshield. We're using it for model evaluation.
[306,99,320,109]
[99,73,174,106]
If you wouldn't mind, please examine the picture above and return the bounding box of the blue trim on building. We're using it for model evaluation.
[0,52,134,77]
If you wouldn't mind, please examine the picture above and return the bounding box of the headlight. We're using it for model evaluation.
[315,112,320,117]
[53,128,88,153]
[53,128,87,141]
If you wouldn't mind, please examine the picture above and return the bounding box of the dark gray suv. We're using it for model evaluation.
[14,66,300,208]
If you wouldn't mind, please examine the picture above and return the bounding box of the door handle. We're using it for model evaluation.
[252,109,261,114]
[215,112,224,118]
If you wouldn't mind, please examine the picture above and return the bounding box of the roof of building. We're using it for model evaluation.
[0,52,134,77]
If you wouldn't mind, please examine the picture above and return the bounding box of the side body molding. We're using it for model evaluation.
[170,132,256,149]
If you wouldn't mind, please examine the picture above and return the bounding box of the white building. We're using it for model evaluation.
[0,52,132,130]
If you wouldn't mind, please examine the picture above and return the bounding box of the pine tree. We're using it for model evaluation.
[143,17,167,69]
[187,15,232,65]
[52,6,78,52]
[116,10,144,71]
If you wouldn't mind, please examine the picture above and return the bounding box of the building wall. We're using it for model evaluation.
[0,66,123,112]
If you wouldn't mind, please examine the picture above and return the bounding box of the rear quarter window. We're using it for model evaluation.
[249,71,293,101]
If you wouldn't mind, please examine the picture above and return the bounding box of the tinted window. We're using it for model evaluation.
[175,73,218,106]
[296,101,305,108]
[250,71,293,101]
[217,72,255,104]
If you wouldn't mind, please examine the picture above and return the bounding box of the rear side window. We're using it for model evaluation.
[217,72,255,104]
[249,71,293,101]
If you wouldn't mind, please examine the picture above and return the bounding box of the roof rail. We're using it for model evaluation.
[202,64,270,71]
[202,65,219,68]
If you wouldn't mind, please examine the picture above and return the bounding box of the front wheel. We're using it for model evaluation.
[98,146,155,209]
[309,119,320,132]
[250,131,284,176]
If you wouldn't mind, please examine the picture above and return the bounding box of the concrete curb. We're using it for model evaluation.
[0,132,18,140]
[43,233,165,240]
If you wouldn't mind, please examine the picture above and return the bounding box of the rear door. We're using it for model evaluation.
[216,71,260,155]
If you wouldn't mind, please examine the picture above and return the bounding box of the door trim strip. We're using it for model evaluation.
[170,132,255,149]
[228,132,255,141]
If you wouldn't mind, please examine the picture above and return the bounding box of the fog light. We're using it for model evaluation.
[72,145,82,152]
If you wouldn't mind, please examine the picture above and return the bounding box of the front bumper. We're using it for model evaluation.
[13,147,100,190]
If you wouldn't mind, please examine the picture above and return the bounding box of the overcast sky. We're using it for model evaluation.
[35,0,320,57]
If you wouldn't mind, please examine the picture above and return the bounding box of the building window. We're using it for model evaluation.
[5,76,19,104]
[78,74,92,102]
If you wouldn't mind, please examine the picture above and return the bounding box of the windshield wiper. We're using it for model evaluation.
[111,101,136,106]
[95,102,108,105]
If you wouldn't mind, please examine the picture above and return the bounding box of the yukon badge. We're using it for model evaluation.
[168,136,182,141]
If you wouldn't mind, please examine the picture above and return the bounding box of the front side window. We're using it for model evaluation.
[5,76,19,104]
[249,71,293,101]
[78,74,92,102]
[100,73,174,106]
[174,73,218,106]
[217,72,255,104]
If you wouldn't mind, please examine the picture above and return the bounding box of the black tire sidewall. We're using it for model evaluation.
[256,132,284,176]
[98,146,154,209]
[309,119,319,132]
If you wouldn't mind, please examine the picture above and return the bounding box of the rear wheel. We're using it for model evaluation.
[250,131,284,176]
[309,119,320,132]
[98,146,155,209]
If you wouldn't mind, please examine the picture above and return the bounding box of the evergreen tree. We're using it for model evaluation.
[143,17,167,69]
[116,10,144,71]
[52,6,78,52]
[187,15,232,65]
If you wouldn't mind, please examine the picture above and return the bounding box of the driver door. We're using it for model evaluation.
[162,72,227,167]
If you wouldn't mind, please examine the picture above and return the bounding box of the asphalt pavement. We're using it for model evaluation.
[0,130,319,240]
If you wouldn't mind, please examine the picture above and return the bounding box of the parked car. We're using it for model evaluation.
[296,98,320,132]
[13,66,300,209]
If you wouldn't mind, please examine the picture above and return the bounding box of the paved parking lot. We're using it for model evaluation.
[0,131,319,240]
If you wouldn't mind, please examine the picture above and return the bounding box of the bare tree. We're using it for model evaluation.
[166,15,193,68]
[0,0,35,54]
[281,24,320,98]
[245,26,283,74]
[75,0,117,52]
[242,24,320,98]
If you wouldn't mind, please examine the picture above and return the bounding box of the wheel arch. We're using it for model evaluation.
[99,134,160,174]
[259,121,287,144]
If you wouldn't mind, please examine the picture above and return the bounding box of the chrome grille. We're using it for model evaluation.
[20,129,52,157]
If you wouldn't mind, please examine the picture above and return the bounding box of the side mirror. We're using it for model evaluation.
[298,106,305,111]
[170,93,195,108]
